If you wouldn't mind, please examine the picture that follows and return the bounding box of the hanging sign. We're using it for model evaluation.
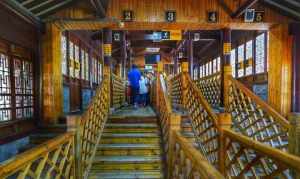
[103,44,112,57]
[244,9,255,22]
[162,31,170,40]
[123,10,134,21]
[207,11,218,23]
[165,11,176,22]
[113,32,121,41]
[223,43,231,55]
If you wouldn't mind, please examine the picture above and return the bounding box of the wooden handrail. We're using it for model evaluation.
[197,72,221,81]
[111,73,126,108]
[229,77,291,130]
[170,131,225,179]
[223,128,300,171]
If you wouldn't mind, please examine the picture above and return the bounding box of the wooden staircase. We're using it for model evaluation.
[89,116,164,179]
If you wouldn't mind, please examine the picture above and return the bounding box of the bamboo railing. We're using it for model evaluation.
[169,74,183,107]
[169,71,300,178]
[154,72,224,179]
[111,74,126,108]
[0,75,110,179]
[194,71,291,151]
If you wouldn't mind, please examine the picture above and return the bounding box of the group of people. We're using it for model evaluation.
[127,64,152,108]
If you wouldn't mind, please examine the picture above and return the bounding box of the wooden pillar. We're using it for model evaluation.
[288,113,300,179]
[188,32,194,79]
[221,28,232,109]
[181,62,189,108]
[290,23,300,112]
[122,31,127,80]
[42,23,63,124]
[103,28,112,68]
[217,113,231,175]
[156,62,163,108]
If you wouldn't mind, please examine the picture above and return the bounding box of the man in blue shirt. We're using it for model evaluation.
[128,64,141,108]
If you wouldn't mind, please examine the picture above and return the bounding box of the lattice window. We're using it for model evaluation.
[217,57,221,72]
[69,41,74,78]
[212,58,217,74]
[193,67,198,80]
[199,66,203,78]
[98,61,102,83]
[206,63,209,76]
[74,45,80,79]
[85,52,89,81]
[0,53,11,121]
[81,49,85,80]
[255,33,265,74]
[237,45,244,77]
[61,35,67,75]
[245,40,253,76]
[208,61,212,75]
[14,58,33,119]
[231,49,236,77]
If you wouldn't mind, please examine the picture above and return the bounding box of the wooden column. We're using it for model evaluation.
[156,62,163,108]
[103,28,112,68]
[181,62,189,108]
[288,113,300,179]
[217,113,231,175]
[290,23,300,112]
[42,23,63,124]
[122,31,127,80]
[188,32,194,79]
[221,28,232,109]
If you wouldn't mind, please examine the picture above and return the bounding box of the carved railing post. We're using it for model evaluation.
[218,113,232,175]
[167,113,181,179]
[288,113,300,179]
[181,62,189,108]
[156,62,163,109]
[74,115,82,179]
[223,65,232,112]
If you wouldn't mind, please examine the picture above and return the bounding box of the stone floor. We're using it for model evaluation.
[111,106,156,117]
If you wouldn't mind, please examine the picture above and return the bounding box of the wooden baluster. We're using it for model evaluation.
[181,62,189,107]
[218,113,232,175]
[223,65,232,112]
[167,113,181,179]
[156,62,163,109]
[288,113,300,179]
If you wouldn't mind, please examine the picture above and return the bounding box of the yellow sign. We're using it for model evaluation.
[182,62,189,72]
[157,62,163,72]
[170,30,182,40]
[103,44,112,57]
[223,42,231,55]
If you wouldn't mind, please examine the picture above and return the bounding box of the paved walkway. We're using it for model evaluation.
[111,106,156,117]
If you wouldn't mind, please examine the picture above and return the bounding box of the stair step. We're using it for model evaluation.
[89,171,163,179]
[104,123,159,133]
[94,156,161,163]
[108,117,157,124]
[97,144,162,156]
[102,133,159,138]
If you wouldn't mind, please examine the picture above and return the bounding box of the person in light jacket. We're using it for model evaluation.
[139,75,148,107]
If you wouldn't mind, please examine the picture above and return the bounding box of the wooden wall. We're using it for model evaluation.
[268,24,292,117]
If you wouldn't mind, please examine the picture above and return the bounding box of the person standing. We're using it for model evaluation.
[139,75,148,107]
[128,64,141,108]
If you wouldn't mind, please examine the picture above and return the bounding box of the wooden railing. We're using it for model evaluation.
[111,73,126,109]
[194,72,221,107]
[194,71,290,151]
[169,74,183,107]
[0,75,110,179]
[228,77,290,150]
[154,73,224,179]
[169,71,300,178]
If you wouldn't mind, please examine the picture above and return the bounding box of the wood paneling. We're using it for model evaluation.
[42,23,63,124]
[268,24,292,117]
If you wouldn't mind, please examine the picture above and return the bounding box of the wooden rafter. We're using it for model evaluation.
[231,0,260,18]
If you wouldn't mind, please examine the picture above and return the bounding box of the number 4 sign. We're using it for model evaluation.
[208,11,218,23]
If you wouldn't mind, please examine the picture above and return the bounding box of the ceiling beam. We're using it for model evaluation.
[90,0,106,18]
[231,0,260,18]
[218,0,234,16]
[1,0,42,28]
[35,0,73,17]
[263,0,300,20]
[196,40,216,59]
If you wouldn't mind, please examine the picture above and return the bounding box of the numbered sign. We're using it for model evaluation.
[244,9,255,22]
[207,11,218,23]
[194,33,200,41]
[166,11,176,22]
[223,43,231,55]
[103,44,112,57]
[162,31,170,40]
[113,32,121,41]
[255,11,264,22]
[123,10,133,21]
